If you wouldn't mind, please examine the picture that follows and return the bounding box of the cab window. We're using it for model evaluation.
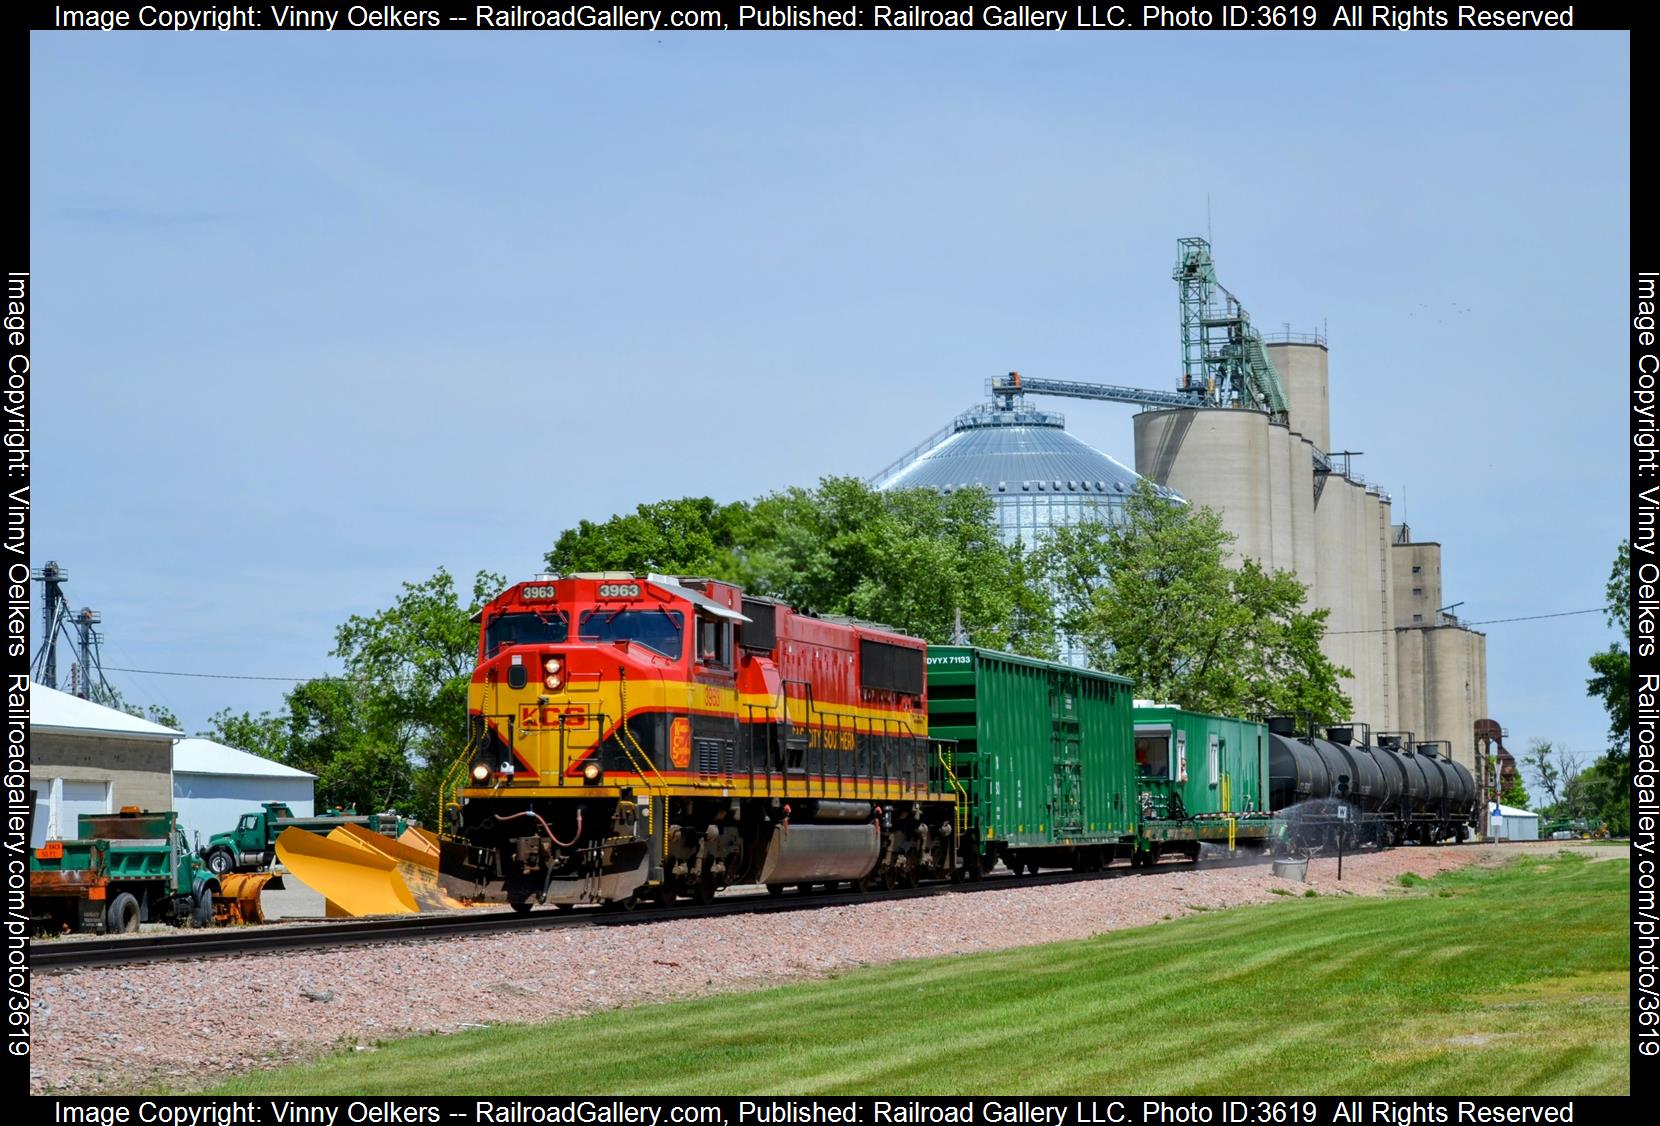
[697,616,732,668]
[1135,726,1173,780]
[239,814,260,831]
[578,608,684,659]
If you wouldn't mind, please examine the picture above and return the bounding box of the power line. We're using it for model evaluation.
[86,605,1622,679]
[101,665,337,683]
[1326,606,1613,636]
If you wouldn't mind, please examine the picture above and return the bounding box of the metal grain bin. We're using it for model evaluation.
[926,647,1134,861]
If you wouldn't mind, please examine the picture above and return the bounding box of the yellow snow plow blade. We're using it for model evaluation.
[330,823,461,912]
[274,826,418,916]
[399,825,440,860]
[213,871,273,925]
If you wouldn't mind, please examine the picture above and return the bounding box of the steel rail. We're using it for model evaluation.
[32,855,1259,972]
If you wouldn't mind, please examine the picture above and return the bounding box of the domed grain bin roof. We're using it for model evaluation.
[871,404,1175,499]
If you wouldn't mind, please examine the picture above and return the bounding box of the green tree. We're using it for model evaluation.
[1586,540,1630,753]
[545,480,1055,656]
[331,567,504,819]
[548,497,750,576]
[202,707,288,764]
[1498,774,1531,810]
[1036,481,1351,722]
[1521,738,1563,811]
[1583,540,1630,834]
[741,479,1054,656]
[202,682,414,815]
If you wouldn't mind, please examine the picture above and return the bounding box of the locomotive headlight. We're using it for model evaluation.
[544,655,565,691]
[582,760,603,785]
[470,762,491,783]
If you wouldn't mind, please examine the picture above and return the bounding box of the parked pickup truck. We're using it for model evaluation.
[200,801,415,875]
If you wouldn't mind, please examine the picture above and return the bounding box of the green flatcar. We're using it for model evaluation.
[927,646,1136,874]
[1130,704,1280,864]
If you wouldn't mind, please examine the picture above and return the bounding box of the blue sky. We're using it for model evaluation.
[29,31,1629,767]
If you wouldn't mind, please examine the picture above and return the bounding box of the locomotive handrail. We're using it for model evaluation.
[612,676,668,788]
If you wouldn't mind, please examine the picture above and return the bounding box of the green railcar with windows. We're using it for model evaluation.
[1129,704,1280,864]
[926,646,1135,874]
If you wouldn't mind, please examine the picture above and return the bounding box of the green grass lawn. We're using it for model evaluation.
[212,852,1630,1096]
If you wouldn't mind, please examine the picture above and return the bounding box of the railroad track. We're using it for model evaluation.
[31,856,1233,971]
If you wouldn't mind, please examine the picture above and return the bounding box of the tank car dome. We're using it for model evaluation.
[871,404,1181,546]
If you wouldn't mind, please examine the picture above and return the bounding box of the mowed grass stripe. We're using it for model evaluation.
[211,853,1629,1096]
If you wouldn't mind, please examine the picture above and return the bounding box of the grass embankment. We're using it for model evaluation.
[214,852,1630,1096]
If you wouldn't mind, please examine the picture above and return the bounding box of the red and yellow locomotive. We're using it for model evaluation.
[439,573,965,910]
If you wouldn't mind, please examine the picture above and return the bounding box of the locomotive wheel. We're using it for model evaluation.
[650,882,676,908]
[880,865,898,891]
[852,873,872,893]
[693,868,718,906]
[903,863,919,889]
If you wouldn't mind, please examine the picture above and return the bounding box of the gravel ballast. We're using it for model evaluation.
[29,845,1501,1094]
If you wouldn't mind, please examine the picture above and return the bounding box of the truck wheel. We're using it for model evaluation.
[105,892,141,934]
[206,849,235,876]
[191,887,214,928]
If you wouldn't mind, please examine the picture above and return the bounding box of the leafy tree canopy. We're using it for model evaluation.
[1585,539,1630,760]
[201,568,500,820]
[1034,481,1352,723]
[545,479,1055,657]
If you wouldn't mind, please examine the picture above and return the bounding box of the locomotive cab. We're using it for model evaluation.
[440,574,954,912]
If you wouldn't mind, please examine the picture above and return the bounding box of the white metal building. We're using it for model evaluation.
[171,737,316,847]
[29,685,180,848]
[1490,802,1539,842]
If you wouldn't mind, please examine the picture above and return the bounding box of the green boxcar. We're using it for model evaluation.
[927,646,1135,871]
[1130,704,1278,856]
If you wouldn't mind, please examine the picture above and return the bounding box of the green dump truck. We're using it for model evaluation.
[31,808,219,934]
[200,801,414,875]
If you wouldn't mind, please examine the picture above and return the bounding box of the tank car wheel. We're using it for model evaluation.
[766,883,785,897]
[509,899,534,915]
[105,892,141,935]
[553,903,576,912]
[949,866,965,884]
[1006,856,1024,877]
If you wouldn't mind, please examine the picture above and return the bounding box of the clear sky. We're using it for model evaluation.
[28,30,1629,768]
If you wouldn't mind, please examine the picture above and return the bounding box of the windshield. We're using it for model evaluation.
[485,610,570,657]
[578,608,684,659]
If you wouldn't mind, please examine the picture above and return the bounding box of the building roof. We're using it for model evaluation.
[173,737,316,780]
[1492,802,1537,818]
[873,405,1176,498]
[28,684,182,740]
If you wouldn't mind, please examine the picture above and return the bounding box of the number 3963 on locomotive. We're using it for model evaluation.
[438,573,965,910]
